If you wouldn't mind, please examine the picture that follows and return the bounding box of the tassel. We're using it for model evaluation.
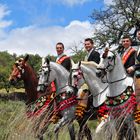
[50,113,60,124]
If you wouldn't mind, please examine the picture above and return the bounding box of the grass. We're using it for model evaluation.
[0,100,25,140]
[2,91,139,140]
[0,88,25,94]
[0,98,98,140]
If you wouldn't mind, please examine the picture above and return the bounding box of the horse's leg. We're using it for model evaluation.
[54,132,59,140]
[39,135,43,140]
[116,116,136,140]
[77,116,92,140]
[39,122,51,138]
[68,124,75,140]
[54,108,76,140]
[54,117,75,140]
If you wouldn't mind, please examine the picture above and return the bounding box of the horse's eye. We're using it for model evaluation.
[108,56,112,59]
[37,75,40,79]
[15,63,19,67]
[44,72,48,75]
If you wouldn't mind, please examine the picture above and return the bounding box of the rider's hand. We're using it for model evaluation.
[127,66,135,74]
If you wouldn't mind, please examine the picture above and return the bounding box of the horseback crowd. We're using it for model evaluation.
[8,29,140,140]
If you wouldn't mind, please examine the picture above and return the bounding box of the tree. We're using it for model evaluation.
[67,41,86,62]
[91,0,140,47]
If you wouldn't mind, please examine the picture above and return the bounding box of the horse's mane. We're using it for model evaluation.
[81,61,98,68]
[50,62,69,75]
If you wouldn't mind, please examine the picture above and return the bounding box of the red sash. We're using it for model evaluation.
[122,47,135,65]
[56,55,70,64]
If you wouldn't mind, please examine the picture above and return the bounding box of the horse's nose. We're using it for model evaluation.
[96,69,102,78]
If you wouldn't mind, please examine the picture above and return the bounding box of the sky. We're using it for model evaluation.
[0,0,113,57]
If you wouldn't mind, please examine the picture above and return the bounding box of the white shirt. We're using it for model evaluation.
[56,53,65,62]
[122,46,132,58]
[84,48,94,61]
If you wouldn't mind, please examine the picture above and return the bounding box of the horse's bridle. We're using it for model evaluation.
[98,51,127,84]
[69,68,85,88]
[38,65,51,88]
[10,60,25,81]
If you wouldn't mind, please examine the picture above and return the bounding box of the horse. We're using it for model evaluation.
[8,55,53,140]
[96,48,137,140]
[68,61,110,136]
[37,58,93,140]
[9,55,38,105]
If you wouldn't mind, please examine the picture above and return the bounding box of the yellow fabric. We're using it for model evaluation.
[80,83,89,90]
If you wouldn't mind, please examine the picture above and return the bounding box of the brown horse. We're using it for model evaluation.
[9,55,53,140]
[9,55,38,105]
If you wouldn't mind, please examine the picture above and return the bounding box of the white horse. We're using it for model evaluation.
[69,61,109,136]
[96,48,137,140]
[37,58,92,140]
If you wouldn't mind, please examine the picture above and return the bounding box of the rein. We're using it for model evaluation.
[100,50,128,84]
[38,65,51,88]
[101,75,127,84]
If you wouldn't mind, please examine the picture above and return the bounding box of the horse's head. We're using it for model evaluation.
[96,48,116,78]
[37,57,55,93]
[9,55,29,85]
[69,61,85,89]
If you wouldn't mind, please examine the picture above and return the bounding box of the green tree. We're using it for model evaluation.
[91,0,140,46]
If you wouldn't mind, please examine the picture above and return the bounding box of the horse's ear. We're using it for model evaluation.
[71,59,75,67]
[42,57,45,65]
[24,54,29,62]
[45,57,50,65]
[102,47,109,58]
[78,61,81,67]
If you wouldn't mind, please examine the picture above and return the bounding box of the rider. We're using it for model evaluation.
[55,42,71,71]
[75,38,101,118]
[124,30,140,123]
[119,35,136,77]
[50,42,72,123]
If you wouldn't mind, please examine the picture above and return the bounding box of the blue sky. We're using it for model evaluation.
[0,0,112,56]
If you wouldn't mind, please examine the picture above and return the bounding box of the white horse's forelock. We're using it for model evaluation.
[81,61,98,68]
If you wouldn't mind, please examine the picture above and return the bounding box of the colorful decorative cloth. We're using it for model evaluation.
[49,90,77,113]
[56,94,77,112]
[26,95,51,118]
[98,103,109,120]
[106,86,136,119]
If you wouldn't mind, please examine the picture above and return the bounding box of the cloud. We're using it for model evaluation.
[0,4,12,28]
[58,0,91,6]
[0,20,93,57]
